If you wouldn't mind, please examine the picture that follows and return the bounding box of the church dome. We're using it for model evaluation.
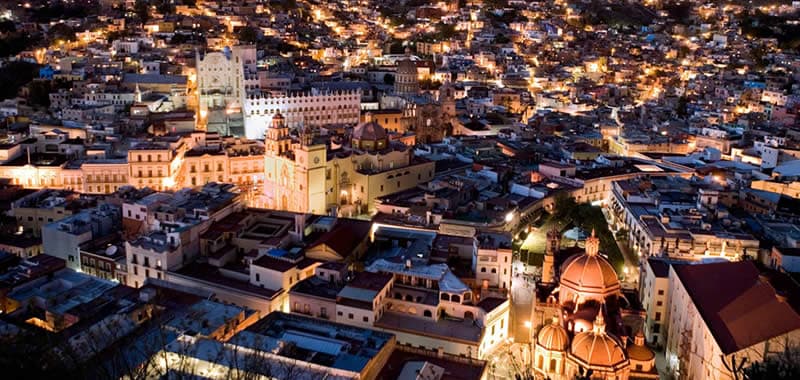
[560,230,620,297]
[627,331,655,362]
[353,121,388,141]
[537,317,569,352]
[570,314,628,369]
[352,121,389,151]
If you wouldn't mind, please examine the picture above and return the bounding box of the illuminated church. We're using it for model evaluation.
[262,113,435,216]
[534,229,658,380]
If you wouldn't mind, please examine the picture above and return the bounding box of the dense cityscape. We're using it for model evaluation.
[0,0,799,379]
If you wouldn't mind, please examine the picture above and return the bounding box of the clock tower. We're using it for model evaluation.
[294,127,327,214]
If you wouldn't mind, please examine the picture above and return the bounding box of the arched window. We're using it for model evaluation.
[451,295,461,303]
[549,359,557,372]
[440,293,450,301]
[491,268,497,273]
[480,267,486,273]
[405,294,413,302]
[423,310,432,318]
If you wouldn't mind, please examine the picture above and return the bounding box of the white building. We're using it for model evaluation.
[242,89,361,139]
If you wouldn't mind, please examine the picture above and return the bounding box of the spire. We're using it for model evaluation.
[134,83,142,102]
[585,228,600,257]
[592,312,606,335]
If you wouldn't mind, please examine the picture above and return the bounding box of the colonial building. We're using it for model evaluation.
[262,114,435,216]
[243,90,361,139]
[196,45,258,136]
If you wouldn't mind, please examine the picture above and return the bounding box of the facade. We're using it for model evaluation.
[262,117,435,216]
[639,258,671,348]
[243,90,361,139]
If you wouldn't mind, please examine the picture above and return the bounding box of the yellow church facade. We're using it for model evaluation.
[263,114,435,216]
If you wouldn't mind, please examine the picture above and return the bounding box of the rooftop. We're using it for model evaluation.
[674,261,800,355]
[230,312,394,373]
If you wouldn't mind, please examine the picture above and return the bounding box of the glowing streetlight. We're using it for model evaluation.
[505,212,515,223]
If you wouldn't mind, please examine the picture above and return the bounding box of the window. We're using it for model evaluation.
[348,313,354,319]
[424,310,432,318]
[655,312,662,321]
[656,301,663,306]
[481,267,486,273]
[255,273,260,282]
[658,289,665,295]
[362,316,369,322]
[491,268,497,273]
[653,324,661,333]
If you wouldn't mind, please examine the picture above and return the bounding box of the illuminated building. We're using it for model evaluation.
[243,89,361,139]
[262,115,435,216]
[534,231,658,380]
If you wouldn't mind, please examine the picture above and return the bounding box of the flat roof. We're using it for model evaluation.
[376,311,482,344]
[231,312,394,373]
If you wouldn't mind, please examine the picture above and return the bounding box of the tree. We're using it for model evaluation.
[721,354,748,380]
[553,192,578,222]
[676,95,688,118]
[0,61,37,100]
[27,80,52,108]
[237,26,259,44]
[740,345,800,380]
[156,0,174,14]
[134,0,150,24]
[49,23,76,42]
[436,23,456,40]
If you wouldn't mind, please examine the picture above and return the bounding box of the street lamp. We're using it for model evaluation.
[505,211,515,223]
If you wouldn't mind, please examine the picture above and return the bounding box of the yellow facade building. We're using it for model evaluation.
[263,113,435,216]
